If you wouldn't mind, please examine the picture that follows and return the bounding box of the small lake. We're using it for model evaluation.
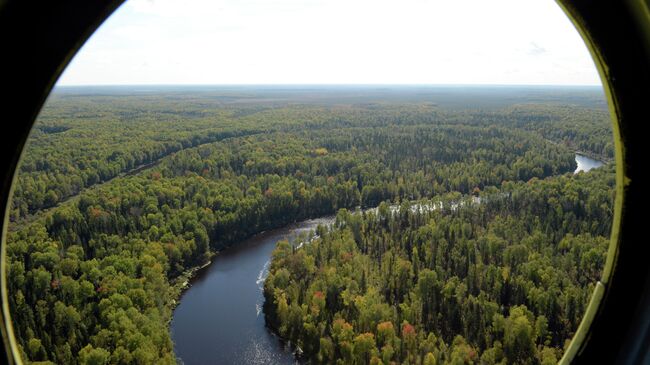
[575,153,604,173]
[170,217,334,365]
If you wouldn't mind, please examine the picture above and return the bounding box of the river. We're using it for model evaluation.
[575,153,604,173]
[170,217,334,365]
[171,153,604,364]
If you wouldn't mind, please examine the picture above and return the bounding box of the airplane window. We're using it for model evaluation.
[1,1,623,364]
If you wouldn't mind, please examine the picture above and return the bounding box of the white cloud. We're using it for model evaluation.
[57,0,601,85]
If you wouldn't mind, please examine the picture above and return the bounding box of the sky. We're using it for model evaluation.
[57,0,602,86]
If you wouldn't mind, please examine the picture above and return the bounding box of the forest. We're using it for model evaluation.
[5,86,614,364]
[264,166,614,364]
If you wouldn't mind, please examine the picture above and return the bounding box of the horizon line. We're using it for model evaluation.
[54,83,603,88]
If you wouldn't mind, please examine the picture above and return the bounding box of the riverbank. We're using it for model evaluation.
[574,150,612,164]
[169,252,217,311]
[543,137,612,164]
[169,218,334,364]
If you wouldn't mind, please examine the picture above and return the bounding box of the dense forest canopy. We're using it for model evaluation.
[11,86,610,219]
[5,86,614,364]
[264,167,614,364]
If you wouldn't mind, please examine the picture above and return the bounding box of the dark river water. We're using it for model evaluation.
[171,217,334,365]
[171,154,604,364]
